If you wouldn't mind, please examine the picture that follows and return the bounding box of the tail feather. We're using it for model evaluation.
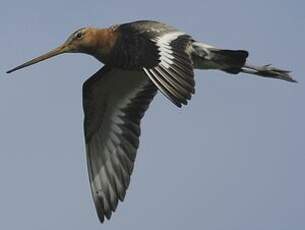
[211,49,249,74]
[191,42,248,72]
[191,42,296,83]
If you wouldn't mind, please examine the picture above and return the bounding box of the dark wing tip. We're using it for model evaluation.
[94,194,114,223]
[105,210,112,221]
[97,211,105,223]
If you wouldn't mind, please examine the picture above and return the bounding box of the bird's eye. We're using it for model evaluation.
[75,32,83,39]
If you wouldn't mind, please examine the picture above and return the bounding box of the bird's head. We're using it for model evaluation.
[64,28,99,54]
[6,27,99,73]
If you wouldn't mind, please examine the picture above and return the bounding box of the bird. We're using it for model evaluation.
[6,20,296,223]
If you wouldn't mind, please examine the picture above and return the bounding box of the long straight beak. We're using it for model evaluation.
[6,45,69,74]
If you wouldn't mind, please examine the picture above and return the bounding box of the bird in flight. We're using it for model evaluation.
[6,20,296,223]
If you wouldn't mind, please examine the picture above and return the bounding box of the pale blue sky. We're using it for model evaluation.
[1,0,304,229]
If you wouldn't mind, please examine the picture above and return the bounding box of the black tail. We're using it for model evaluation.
[191,42,296,83]
[210,49,296,83]
[211,49,249,74]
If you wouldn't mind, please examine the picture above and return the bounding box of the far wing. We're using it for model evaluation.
[114,22,195,107]
[143,32,195,107]
[82,66,157,222]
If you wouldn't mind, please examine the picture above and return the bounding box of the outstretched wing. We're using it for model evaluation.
[143,32,195,107]
[112,21,195,107]
[82,66,157,222]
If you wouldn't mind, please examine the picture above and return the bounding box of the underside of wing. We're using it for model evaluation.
[143,33,195,107]
[83,66,157,222]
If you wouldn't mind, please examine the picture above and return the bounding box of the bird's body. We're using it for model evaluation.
[6,20,296,223]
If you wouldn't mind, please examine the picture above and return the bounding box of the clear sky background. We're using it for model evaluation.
[0,0,304,229]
